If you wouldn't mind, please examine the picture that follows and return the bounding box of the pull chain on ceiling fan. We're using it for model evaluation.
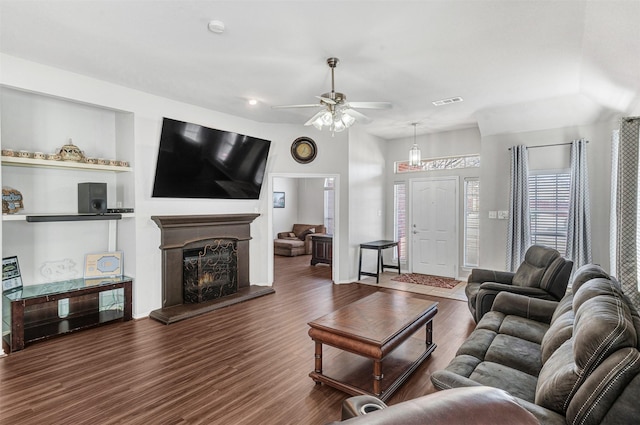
[272,57,392,134]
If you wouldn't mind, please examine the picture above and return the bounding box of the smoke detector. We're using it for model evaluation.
[208,20,225,34]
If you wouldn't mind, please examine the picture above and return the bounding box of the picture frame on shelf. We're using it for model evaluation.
[2,256,23,293]
[84,251,123,279]
[273,192,285,208]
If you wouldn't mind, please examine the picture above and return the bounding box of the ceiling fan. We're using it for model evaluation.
[272,57,392,133]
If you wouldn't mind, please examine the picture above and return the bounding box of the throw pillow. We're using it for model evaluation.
[298,227,315,240]
[288,232,296,238]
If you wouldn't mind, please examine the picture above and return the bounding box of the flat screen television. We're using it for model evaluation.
[152,118,271,199]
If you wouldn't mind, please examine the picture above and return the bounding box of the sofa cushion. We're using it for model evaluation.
[540,309,574,364]
[485,334,542,377]
[512,245,560,288]
[535,339,578,414]
[569,263,611,293]
[476,311,505,332]
[539,257,571,299]
[469,362,538,402]
[456,329,497,360]
[566,348,640,425]
[535,277,638,415]
[550,292,573,324]
[498,315,549,345]
[298,227,315,240]
[573,279,636,374]
[292,223,323,237]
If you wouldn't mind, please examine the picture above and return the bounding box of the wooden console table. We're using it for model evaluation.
[2,276,132,353]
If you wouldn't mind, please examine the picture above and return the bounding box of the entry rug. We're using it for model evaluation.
[391,273,462,289]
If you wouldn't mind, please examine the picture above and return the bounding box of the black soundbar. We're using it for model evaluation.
[26,213,123,223]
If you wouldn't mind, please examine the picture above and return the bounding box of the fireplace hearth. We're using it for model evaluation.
[150,214,275,324]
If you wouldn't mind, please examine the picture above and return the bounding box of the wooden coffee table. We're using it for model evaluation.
[308,292,438,401]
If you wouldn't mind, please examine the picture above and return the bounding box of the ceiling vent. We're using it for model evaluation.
[432,96,464,106]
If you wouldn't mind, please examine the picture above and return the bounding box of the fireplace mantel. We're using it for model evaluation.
[150,213,274,324]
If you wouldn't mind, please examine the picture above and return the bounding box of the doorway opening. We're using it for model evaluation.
[268,173,339,286]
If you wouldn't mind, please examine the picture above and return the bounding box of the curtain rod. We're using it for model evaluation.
[507,140,589,151]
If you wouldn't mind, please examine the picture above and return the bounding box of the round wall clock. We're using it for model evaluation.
[291,137,317,164]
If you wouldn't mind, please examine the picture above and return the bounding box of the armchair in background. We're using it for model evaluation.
[465,244,572,323]
[274,224,326,257]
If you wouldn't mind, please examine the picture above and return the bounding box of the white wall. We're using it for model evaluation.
[348,128,387,277]
[272,177,326,235]
[272,177,298,235]
[0,54,354,319]
[480,121,615,271]
[297,178,325,225]
[386,122,614,275]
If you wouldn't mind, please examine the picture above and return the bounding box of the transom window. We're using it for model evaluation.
[395,154,480,174]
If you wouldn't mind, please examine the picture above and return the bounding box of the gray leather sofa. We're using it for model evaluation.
[431,264,640,424]
[334,386,539,424]
[465,244,573,323]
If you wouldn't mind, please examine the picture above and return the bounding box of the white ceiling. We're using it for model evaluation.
[1,0,639,140]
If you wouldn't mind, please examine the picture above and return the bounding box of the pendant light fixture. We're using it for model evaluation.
[409,122,422,167]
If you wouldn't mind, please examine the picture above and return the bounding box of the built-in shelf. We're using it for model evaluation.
[3,213,135,222]
[1,156,132,172]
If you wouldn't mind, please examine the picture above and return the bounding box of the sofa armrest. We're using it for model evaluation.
[491,291,558,324]
[512,398,567,425]
[469,268,515,285]
[336,387,540,424]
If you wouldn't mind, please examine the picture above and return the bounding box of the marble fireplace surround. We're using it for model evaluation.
[149,214,275,324]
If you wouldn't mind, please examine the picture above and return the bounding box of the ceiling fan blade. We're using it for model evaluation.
[271,104,321,109]
[304,110,327,126]
[316,95,337,105]
[348,101,392,109]
[343,108,371,123]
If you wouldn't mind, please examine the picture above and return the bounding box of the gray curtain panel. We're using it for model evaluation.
[506,145,531,272]
[566,139,592,269]
[612,117,640,309]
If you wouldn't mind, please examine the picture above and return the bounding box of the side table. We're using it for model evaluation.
[358,240,401,283]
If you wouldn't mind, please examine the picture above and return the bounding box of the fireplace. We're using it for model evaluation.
[150,214,275,324]
[183,239,238,303]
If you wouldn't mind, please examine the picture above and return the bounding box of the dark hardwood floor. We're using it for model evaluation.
[0,254,476,425]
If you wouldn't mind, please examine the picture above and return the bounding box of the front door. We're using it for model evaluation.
[410,178,458,278]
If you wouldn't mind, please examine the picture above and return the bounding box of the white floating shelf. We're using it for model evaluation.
[2,213,135,222]
[1,156,132,172]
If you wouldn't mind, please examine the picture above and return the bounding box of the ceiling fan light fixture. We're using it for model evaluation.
[273,57,391,133]
[321,111,333,126]
[333,118,346,132]
[341,112,356,127]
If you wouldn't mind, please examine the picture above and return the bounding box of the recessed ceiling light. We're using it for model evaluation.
[207,20,225,34]
[432,96,463,106]
[248,99,258,106]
